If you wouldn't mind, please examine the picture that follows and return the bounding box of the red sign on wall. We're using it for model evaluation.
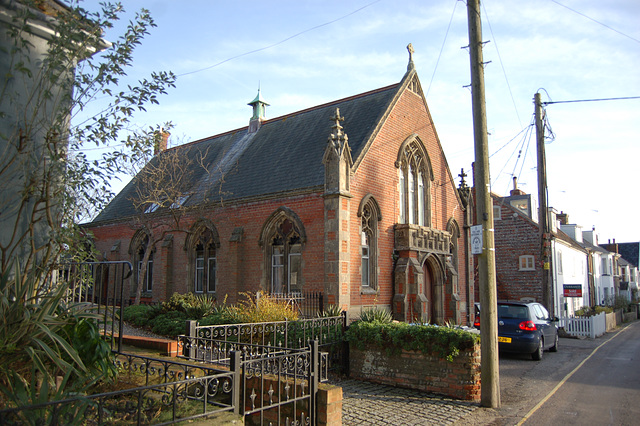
[563,284,582,297]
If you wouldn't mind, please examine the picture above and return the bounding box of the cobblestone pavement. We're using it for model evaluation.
[334,379,480,425]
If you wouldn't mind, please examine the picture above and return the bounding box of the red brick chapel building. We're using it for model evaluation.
[86,49,475,325]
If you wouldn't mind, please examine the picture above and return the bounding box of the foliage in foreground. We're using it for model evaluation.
[0,264,116,407]
[345,320,480,362]
[1,0,175,278]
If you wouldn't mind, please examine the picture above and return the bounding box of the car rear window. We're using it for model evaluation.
[498,304,528,320]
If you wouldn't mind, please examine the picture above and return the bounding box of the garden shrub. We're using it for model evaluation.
[0,263,117,405]
[123,293,301,337]
[613,295,630,312]
[358,306,392,323]
[150,311,188,336]
[185,294,217,319]
[575,305,613,317]
[199,303,238,326]
[162,292,198,313]
[62,317,117,380]
[320,304,343,318]
[230,293,299,323]
[346,321,479,362]
[123,304,155,327]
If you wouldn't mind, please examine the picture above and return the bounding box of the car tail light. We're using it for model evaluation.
[473,317,480,328]
[519,321,536,331]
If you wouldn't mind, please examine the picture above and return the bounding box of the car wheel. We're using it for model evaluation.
[532,338,543,360]
[549,333,558,352]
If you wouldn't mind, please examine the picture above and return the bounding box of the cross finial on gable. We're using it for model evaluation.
[407,43,415,71]
[458,168,468,188]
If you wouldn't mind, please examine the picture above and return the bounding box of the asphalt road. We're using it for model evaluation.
[458,320,640,425]
[523,320,640,425]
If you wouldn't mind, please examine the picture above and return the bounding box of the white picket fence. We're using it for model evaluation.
[559,312,606,339]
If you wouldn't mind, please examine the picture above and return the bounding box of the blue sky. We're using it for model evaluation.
[86,0,640,242]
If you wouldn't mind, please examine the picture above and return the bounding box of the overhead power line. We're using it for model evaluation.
[177,0,382,77]
[550,0,640,44]
[426,0,459,99]
[481,1,522,128]
[544,96,640,105]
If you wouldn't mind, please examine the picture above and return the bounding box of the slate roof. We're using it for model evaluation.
[580,238,611,255]
[92,82,401,224]
[616,242,640,268]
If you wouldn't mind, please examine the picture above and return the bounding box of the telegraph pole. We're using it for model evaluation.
[535,93,553,315]
[467,0,500,408]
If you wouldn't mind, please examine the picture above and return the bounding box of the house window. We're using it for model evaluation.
[519,255,535,271]
[408,165,415,224]
[493,205,502,220]
[557,251,563,274]
[269,218,302,294]
[397,139,431,226]
[194,234,216,294]
[359,195,380,292]
[418,172,425,226]
[399,170,406,223]
[188,223,220,295]
[361,231,370,287]
[144,203,159,214]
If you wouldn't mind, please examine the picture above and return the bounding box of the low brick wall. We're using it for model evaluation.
[349,344,481,401]
[114,334,180,357]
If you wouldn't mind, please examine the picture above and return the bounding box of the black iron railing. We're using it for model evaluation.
[180,313,345,371]
[260,291,324,318]
[0,360,236,425]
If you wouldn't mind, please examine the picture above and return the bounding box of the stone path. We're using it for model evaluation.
[335,379,479,425]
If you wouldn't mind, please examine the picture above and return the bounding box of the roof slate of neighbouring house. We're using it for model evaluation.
[616,242,640,268]
[92,82,401,224]
[580,238,611,256]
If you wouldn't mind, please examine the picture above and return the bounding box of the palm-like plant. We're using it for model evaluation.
[0,262,114,406]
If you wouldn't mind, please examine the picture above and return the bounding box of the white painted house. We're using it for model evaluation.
[554,219,589,318]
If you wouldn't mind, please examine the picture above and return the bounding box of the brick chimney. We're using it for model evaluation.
[557,211,569,225]
[510,176,525,196]
[154,130,169,155]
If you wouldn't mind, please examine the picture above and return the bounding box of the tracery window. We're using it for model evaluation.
[359,195,381,292]
[269,218,302,294]
[194,229,217,294]
[397,138,431,226]
[186,221,220,295]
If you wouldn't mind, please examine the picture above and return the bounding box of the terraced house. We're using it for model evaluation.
[86,51,475,324]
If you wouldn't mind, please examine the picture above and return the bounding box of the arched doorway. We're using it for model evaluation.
[423,255,444,325]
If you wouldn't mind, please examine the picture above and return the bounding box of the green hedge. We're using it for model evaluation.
[345,321,479,362]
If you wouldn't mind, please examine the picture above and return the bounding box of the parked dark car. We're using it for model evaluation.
[474,301,558,360]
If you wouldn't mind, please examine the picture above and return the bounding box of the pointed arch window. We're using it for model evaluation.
[194,229,217,294]
[359,195,381,292]
[446,219,460,294]
[268,218,302,294]
[259,209,306,295]
[187,222,220,295]
[131,234,153,294]
[397,137,432,226]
